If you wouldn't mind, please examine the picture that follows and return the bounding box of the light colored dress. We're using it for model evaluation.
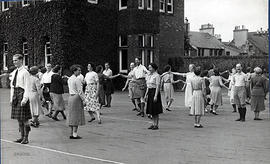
[228,75,235,105]
[84,71,100,112]
[190,76,205,116]
[185,72,195,108]
[210,76,223,106]
[162,73,174,102]
[67,75,85,126]
[28,75,43,116]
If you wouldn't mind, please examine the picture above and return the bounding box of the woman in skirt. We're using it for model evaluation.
[67,65,86,139]
[201,70,211,112]
[161,65,183,111]
[171,64,196,115]
[209,69,228,115]
[121,62,140,112]
[28,66,44,128]
[190,67,206,128]
[50,65,67,121]
[228,68,237,112]
[250,67,267,120]
[84,63,102,124]
[145,63,163,130]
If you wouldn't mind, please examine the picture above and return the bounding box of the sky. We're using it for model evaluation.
[185,0,268,42]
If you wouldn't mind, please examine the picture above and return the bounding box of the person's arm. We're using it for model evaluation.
[181,83,187,91]
[144,88,149,101]
[106,74,120,79]
[202,79,206,97]
[154,75,161,102]
[160,72,169,78]
[219,76,228,89]
[21,71,30,106]
[36,78,44,100]
[120,74,129,79]
[171,72,186,77]
[95,77,100,99]
[76,79,85,102]
[122,79,131,91]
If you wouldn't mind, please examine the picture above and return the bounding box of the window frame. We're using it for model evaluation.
[119,49,128,73]
[146,0,153,10]
[119,0,127,10]
[119,35,128,47]
[45,42,52,66]
[138,0,144,9]
[88,0,98,4]
[23,42,29,67]
[3,43,8,70]
[167,0,173,14]
[138,35,145,47]
[159,0,165,12]
[2,1,9,11]
[22,0,30,7]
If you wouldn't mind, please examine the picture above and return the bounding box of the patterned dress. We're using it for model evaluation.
[84,71,100,112]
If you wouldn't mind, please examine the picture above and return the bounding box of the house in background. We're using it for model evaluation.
[0,0,185,74]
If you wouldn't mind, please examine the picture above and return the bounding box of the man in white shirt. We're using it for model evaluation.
[133,58,149,117]
[232,64,248,122]
[10,54,32,144]
[41,63,54,117]
[103,62,114,107]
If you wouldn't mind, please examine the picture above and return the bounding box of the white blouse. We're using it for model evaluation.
[85,71,99,84]
[146,72,160,89]
[68,75,85,101]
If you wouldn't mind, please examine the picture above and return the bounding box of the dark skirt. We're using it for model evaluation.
[11,87,32,121]
[98,84,106,105]
[104,79,114,95]
[251,95,265,112]
[146,88,163,116]
[43,83,52,101]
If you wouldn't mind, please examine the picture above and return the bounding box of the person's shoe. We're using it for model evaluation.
[88,118,96,122]
[189,114,193,116]
[14,138,24,143]
[107,105,111,108]
[240,119,245,122]
[98,120,102,124]
[132,108,139,111]
[148,125,154,129]
[137,112,142,116]
[21,138,29,144]
[104,105,109,107]
[141,112,145,117]
[70,136,82,139]
[147,115,152,119]
[152,126,159,130]
[235,118,241,121]
[63,116,67,120]
[45,113,52,118]
[232,110,237,113]
[166,108,172,111]
[254,118,263,120]
[210,111,218,115]
[195,124,203,128]
[52,117,60,121]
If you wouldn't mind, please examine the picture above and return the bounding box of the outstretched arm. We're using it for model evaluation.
[171,72,186,77]
[122,79,131,91]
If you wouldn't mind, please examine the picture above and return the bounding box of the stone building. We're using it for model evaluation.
[0,0,184,74]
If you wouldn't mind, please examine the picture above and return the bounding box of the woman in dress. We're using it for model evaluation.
[84,63,102,124]
[228,68,237,112]
[144,63,163,130]
[28,66,44,128]
[171,64,196,115]
[50,65,67,121]
[209,69,228,115]
[190,67,206,128]
[67,65,85,139]
[161,65,182,111]
[250,67,267,120]
[121,62,140,112]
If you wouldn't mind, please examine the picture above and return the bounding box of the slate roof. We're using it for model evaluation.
[188,31,224,49]
[248,32,269,54]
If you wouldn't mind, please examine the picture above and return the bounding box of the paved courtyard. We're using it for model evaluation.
[1,88,270,164]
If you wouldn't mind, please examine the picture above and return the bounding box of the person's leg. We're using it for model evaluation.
[96,110,101,124]
[241,104,247,122]
[232,104,237,112]
[212,105,218,115]
[21,120,31,144]
[152,115,159,130]
[137,97,145,117]
[254,112,257,119]
[197,116,201,125]
[15,120,24,143]
[60,111,66,120]
[52,110,60,121]
[70,126,73,137]
[107,95,112,107]
[73,126,78,137]
[131,99,137,111]
[88,111,95,122]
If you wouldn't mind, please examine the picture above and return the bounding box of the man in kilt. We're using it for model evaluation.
[10,54,32,144]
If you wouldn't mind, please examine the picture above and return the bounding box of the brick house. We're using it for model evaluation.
[0,0,184,76]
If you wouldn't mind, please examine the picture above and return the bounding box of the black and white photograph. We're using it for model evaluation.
[0,0,269,163]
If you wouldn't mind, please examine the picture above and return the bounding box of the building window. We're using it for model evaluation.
[226,51,230,56]
[160,0,165,12]
[3,43,8,70]
[119,35,128,73]
[138,35,144,47]
[138,0,144,9]
[119,35,128,47]
[45,42,52,66]
[45,0,52,2]
[119,0,127,10]
[218,50,223,56]
[145,34,153,47]
[22,0,30,7]
[167,0,173,14]
[88,0,98,4]
[147,0,152,10]
[214,49,218,56]
[1,1,9,11]
[23,42,29,67]
[209,49,213,56]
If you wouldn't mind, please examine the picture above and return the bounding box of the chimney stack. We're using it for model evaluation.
[233,25,248,48]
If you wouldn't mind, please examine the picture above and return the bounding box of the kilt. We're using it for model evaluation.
[146,88,163,116]
[50,93,65,111]
[128,81,140,99]
[134,78,146,98]
[98,84,106,105]
[104,79,114,95]
[11,87,32,121]
[234,86,247,105]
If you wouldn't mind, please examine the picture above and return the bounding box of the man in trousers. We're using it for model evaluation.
[233,64,248,122]
[10,54,32,144]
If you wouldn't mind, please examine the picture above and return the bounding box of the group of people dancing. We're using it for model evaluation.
[7,53,269,144]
